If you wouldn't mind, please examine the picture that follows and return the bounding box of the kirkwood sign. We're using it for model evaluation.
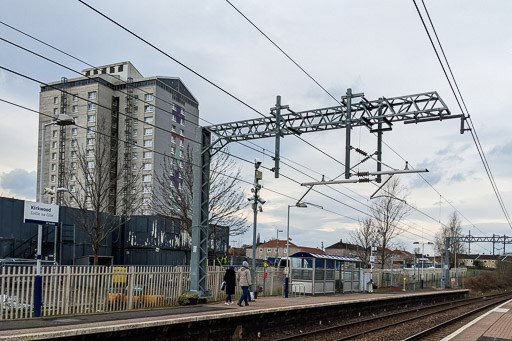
[23,201,59,226]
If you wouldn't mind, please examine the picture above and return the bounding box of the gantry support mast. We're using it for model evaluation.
[189,89,463,297]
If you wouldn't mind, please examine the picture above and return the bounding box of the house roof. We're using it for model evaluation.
[258,240,299,248]
[300,247,325,254]
[325,240,363,251]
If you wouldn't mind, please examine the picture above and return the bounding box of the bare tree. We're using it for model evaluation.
[350,217,377,268]
[435,211,465,267]
[63,118,142,265]
[370,177,411,284]
[152,146,249,245]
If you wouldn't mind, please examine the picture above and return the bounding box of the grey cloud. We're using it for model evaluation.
[490,140,512,156]
[0,169,36,200]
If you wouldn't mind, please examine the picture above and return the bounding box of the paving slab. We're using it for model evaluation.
[0,289,467,340]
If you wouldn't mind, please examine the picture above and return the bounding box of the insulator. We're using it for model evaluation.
[358,178,370,183]
[354,148,368,156]
[358,171,370,177]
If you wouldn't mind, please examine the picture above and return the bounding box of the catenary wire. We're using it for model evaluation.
[413,0,512,230]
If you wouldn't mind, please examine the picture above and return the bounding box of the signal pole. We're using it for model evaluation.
[251,159,265,297]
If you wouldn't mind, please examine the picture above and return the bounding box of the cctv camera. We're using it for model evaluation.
[257,197,266,205]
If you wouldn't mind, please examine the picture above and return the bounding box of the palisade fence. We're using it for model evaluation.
[0,265,284,320]
[366,268,469,289]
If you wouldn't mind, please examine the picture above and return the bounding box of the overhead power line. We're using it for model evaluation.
[413,0,512,231]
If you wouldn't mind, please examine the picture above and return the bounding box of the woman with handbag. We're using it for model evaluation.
[223,266,236,305]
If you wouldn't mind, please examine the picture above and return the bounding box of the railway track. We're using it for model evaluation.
[272,292,512,341]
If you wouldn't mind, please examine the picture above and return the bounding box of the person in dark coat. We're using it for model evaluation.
[224,266,236,305]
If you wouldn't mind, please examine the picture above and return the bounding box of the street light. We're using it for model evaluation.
[35,113,75,317]
[284,201,323,298]
[413,241,434,289]
[275,228,283,264]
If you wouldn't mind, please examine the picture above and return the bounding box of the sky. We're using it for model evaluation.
[1,1,511,256]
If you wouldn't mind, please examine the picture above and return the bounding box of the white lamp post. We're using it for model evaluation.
[35,113,74,317]
[275,228,283,265]
[285,201,322,298]
[413,241,433,289]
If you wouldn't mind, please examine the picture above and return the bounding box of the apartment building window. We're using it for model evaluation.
[180,129,184,136]
[87,150,94,157]
[51,152,57,160]
[88,91,97,100]
[143,140,152,147]
[72,105,78,113]
[53,97,58,104]
[143,151,152,159]
[70,174,76,181]
[73,117,78,124]
[144,117,153,124]
[132,129,138,137]
[87,104,96,112]
[143,163,152,171]
[88,115,96,123]
[133,119,138,126]
[88,126,96,134]
[87,138,95,146]
[71,151,77,158]
[73,94,78,101]
[72,128,77,136]
[179,140,184,147]
[181,118,185,126]
[52,130,58,138]
[133,106,138,114]
[53,108,58,115]
[143,186,151,194]
[133,95,138,103]
[71,162,77,170]
[144,105,154,113]
[142,198,151,206]
[70,185,76,193]
[52,141,57,149]
[171,146,176,154]
[179,149,183,158]
[88,161,95,169]
[51,175,56,182]
[51,164,56,171]
[171,136,176,144]
[172,115,176,122]
[144,128,153,136]
[132,163,137,171]
[132,152,138,160]
[145,93,154,101]
[172,125,176,132]
[143,175,152,182]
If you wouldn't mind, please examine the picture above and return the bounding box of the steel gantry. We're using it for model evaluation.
[189,89,462,297]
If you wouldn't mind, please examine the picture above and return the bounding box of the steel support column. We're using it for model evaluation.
[190,127,212,297]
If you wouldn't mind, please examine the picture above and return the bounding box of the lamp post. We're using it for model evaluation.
[284,201,322,298]
[413,241,433,289]
[251,159,264,298]
[275,228,283,265]
[35,114,74,317]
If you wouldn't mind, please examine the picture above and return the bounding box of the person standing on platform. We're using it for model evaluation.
[237,261,252,307]
[224,266,236,305]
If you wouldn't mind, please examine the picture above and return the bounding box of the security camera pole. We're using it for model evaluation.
[251,159,264,297]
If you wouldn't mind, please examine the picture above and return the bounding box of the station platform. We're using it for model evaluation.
[0,290,467,340]
[443,298,512,341]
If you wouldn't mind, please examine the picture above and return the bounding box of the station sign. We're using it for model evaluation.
[23,201,59,225]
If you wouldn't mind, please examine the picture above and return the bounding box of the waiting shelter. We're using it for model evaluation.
[289,252,362,295]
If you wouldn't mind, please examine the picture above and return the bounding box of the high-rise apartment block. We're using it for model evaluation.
[37,61,199,215]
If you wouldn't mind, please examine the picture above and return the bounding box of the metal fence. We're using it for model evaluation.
[0,265,283,320]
